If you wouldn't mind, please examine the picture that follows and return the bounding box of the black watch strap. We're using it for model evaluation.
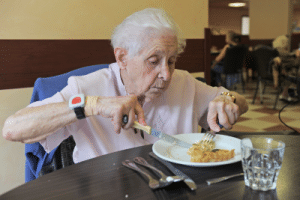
[74,107,86,119]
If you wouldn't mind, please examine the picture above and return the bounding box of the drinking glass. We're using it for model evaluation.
[241,137,285,191]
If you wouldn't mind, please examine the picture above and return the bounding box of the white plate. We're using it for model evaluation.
[152,133,241,167]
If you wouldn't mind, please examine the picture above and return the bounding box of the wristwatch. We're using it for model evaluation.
[221,92,236,103]
[69,94,86,119]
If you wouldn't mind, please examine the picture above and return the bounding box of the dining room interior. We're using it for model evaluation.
[0,0,300,198]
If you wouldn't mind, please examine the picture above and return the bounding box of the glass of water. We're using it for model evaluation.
[241,137,285,191]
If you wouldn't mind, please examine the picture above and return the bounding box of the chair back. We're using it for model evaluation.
[223,44,248,74]
[25,64,109,182]
[251,48,279,80]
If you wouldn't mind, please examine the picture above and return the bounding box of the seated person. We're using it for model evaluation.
[2,8,248,164]
[272,35,290,57]
[272,35,300,102]
[211,31,241,86]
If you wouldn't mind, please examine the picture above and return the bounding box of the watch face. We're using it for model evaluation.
[72,97,82,105]
[69,94,85,109]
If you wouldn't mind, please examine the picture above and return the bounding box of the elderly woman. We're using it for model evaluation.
[272,35,300,102]
[2,8,248,164]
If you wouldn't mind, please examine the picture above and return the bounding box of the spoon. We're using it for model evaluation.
[133,157,183,188]
[122,160,160,189]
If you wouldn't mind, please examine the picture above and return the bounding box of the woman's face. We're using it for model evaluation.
[122,31,178,103]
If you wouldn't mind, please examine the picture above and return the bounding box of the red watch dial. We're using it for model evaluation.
[72,97,82,105]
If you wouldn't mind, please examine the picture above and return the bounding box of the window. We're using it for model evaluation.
[241,16,249,35]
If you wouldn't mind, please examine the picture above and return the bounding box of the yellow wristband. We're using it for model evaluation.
[85,96,98,107]
[221,92,236,103]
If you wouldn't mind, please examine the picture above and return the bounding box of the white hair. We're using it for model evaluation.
[272,35,289,54]
[111,8,186,57]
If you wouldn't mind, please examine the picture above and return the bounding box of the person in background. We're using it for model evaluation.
[272,35,290,56]
[2,8,248,164]
[211,31,241,86]
[271,35,300,102]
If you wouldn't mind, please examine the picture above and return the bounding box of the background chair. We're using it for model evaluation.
[251,48,280,109]
[25,63,109,182]
[222,44,249,92]
[285,76,300,99]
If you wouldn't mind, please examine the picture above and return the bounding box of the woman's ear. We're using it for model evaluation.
[114,48,128,69]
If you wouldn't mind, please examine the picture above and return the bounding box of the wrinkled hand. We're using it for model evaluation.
[84,95,146,134]
[207,94,240,132]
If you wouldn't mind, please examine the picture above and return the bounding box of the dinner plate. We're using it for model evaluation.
[152,133,241,167]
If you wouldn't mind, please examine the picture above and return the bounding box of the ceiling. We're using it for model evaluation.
[209,0,249,9]
[209,0,300,10]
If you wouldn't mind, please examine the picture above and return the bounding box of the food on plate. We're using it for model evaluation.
[193,140,216,152]
[187,143,235,162]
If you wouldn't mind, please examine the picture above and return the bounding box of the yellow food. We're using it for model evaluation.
[187,144,235,163]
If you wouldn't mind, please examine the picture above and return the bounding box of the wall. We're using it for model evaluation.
[0,88,33,195]
[0,0,208,39]
[292,8,300,32]
[209,7,248,35]
[0,0,208,195]
[250,0,293,39]
[209,5,300,37]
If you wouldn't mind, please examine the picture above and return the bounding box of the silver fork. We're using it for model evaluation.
[193,132,216,151]
[133,157,183,188]
[122,160,160,189]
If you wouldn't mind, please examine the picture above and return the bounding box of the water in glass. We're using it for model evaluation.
[241,138,285,191]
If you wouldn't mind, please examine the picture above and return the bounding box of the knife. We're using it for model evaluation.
[149,152,197,190]
[122,115,192,149]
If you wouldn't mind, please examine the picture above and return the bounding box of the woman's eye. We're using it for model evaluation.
[168,59,176,65]
[148,58,159,65]
[168,61,175,65]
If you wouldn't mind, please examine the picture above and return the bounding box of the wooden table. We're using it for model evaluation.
[1,134,299,200]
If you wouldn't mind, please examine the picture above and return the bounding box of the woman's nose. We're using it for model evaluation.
[158,63,171,81]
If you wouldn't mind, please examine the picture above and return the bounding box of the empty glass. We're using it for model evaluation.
[241,137,285,191]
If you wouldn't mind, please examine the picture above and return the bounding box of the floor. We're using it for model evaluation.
[229,80,300,134]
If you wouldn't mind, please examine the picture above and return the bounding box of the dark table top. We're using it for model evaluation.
[1,134,300,200]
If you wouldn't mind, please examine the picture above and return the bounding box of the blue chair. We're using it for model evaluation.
[25,64,109,182]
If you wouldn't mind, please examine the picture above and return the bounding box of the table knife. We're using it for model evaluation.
[122,115,192,149]
[132,121,192,149]
[149,152,197,190]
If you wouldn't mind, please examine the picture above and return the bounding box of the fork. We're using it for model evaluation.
[193,132,216,151]
[133,157,183,188]
[122,160,160,189]
[194,123,223,151]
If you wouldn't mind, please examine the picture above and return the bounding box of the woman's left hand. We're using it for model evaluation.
[207,94,240,132]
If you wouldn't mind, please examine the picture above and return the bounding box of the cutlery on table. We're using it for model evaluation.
[193,124,223,151]
[133,157,183,188]
[122,160,160,189]
[149,152,197,190]
[122,115,192,149]
[193,132,216,151]
[206,173,244,185]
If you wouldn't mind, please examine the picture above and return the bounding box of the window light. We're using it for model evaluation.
[228,2,246,7]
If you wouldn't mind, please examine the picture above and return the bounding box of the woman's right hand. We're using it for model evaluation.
[84,95,146,134]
